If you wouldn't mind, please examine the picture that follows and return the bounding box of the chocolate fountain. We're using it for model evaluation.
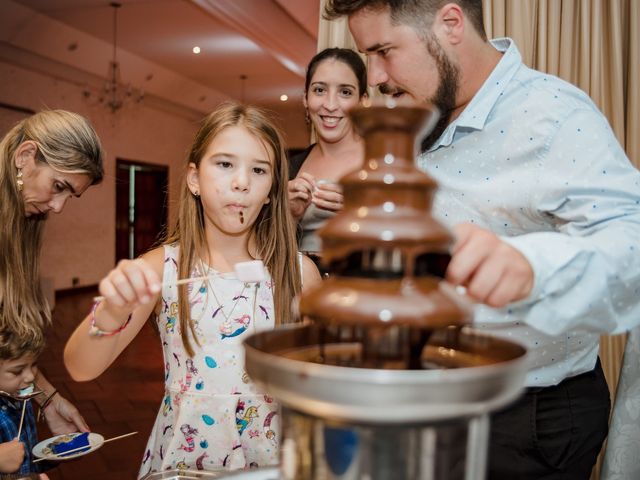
[243,102,527,480]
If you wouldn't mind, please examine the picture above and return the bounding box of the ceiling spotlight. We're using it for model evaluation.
[192,46,201,54]
[280,94,288,102]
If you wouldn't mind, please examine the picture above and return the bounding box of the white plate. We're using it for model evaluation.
[32,432,104,461]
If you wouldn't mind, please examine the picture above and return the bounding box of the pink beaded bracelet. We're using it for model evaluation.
[88,300,132,337]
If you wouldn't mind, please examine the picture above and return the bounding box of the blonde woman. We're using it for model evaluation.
[0,109,104,437]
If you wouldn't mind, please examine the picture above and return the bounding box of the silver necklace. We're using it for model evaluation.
[200,261,259,324]
[208,280,248,322]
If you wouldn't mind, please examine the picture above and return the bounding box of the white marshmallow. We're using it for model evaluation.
[18,384,34,396]
[234,260,266,283]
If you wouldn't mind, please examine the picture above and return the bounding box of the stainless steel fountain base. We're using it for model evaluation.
[243,324,527,480]
[141,468,280,480]
[244,324,527,424]
[279,407,490,480]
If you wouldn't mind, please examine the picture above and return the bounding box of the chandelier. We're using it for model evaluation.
[83,2,144,113]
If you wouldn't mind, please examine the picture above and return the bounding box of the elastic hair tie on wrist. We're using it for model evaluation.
[88,300,132,337]
[37,389,59,422]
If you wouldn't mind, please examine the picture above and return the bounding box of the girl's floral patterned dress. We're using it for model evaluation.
[139,245,279,478]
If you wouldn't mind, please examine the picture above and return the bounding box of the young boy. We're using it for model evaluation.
[0,324,49,478]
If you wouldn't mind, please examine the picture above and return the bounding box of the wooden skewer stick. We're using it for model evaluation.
[92,275,214,302]
[92,260,266,303]
[33,431,138,463]
[100,430,139,444]
[16,400,27,439]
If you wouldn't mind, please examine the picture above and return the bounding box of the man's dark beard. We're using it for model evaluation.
[375,37,459,151]
[420,38,459,152]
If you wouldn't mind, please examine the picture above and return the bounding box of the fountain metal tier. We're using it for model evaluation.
[245,324,526,424]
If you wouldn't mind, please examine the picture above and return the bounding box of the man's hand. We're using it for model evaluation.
[0,439,24,473]
[446,223,534,307]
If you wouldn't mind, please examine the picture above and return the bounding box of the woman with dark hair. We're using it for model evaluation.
[288,47,368,265]
[0,109,104,458]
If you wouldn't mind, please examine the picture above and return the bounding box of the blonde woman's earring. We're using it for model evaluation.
[305,109,310,125]
[16,169,23,191]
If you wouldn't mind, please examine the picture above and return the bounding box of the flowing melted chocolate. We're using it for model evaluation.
[278,326,522,370]
[298,104,474,370]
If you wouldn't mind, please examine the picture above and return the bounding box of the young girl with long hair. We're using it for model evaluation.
[64,102,320,476]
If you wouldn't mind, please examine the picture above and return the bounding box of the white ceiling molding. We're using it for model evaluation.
[0,0,230,115]
[0,42,207,121]
[272,0,320,40]
[192,0,316,77]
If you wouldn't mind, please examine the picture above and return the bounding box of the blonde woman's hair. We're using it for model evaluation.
[0,110,104,334]
[165,102,301,357]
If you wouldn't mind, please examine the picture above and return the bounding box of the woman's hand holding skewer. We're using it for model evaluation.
[34,372,89,435]
[43,393,89,435]
[288,172,316,219]
[312,180,343,213]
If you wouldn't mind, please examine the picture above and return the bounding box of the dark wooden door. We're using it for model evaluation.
[115,160,168,262]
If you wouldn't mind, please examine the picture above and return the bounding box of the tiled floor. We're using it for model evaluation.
[40,290,164,480]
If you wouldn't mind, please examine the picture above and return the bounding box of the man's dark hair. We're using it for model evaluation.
[324,0,487,41]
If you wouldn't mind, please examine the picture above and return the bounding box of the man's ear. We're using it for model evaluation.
[14,141,38,169]
[435,3,465,45]
[186,162,200,196]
